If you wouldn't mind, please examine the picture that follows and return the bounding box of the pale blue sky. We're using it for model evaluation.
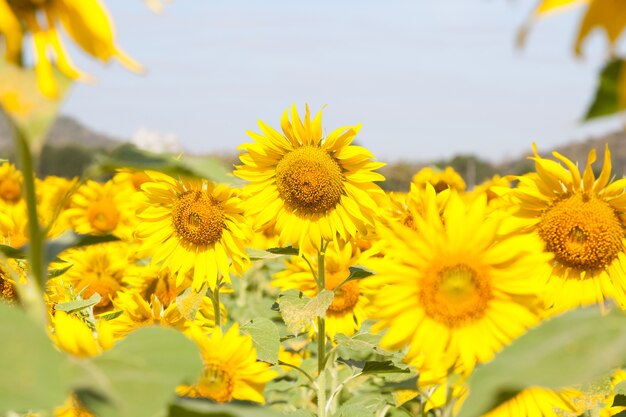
[59,0,623,162]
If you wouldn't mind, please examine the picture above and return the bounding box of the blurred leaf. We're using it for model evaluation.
[93,144,235,184]
[48,263,73,279]
[584,58,626,120]
[614,394,626,407]
[382,376,420,391]
[46,232,120,264]
[76,326,203,417]
[336,404,375,417]
[0,59,71,152]
[0,302,73,413]
[177,286,206,321]
[337,358,409,375]
[278,289,334,334]
[55,293,101,313]
[458,308,626,417]
[240,317,280,365]
[0,244,25,259]
[346,266,374,281]
[266,246,299,256]
[168,398,280,417]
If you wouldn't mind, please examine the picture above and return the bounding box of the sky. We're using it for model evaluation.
[59,0,624,163]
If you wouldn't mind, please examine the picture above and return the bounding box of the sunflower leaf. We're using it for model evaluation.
[75,326,203,417]
[0,244,25,259]
[584,59,626,120]
[336,404,375,417]
[55,293,101,313]
[0,302,73,413]
[48,263,73,279]
[266,246,299,256]
[277,289,334,334]
[346,266,374,281]
[240,317,280,364]
[176,286,206,322]
[458,308,626,417]
[167,398,281,416]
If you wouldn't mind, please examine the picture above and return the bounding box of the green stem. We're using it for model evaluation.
[317,247,326,417]
[212,277,222,332]
[12,124,47,323]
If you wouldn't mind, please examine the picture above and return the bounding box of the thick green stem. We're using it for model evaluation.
[12,125,47,322]
[317,248,326,417]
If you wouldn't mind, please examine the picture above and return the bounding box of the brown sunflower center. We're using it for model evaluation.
[275,146,344,216]
[87,199,120,233]
[538,193,623,272]
[325,269,360,313]
[420,263,491,327]
[197,362,235,403]
[0,178,21,203]
[172,191,225,245]
[0,266,16,304]
[6,0,49,13]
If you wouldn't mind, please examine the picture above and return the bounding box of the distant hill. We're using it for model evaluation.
[0,113,124,151]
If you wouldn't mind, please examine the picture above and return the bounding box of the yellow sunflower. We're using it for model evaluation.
[412,166,466,194]
[65,179,136,240]
[49,310,113,358]
[0,162,23,206]
[177,324,278,404]
[235,105,386,251]
[36,175,78,237]
[54,394,95,417]
[383,183,450,231]
[0,0,141,97]
[506,145,626,311]
[273,240,373,339]
[135,171,251,291]
[483,387,582,417]
[365,189,551,374]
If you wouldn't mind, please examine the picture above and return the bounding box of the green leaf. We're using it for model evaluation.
[382,376,419,391]
[337,359,409,375]
[55,293,101,313]
[458,308,626,417]
[240,317,280,365]
[46,232,120,264]
[616,380,626,399]
[346,266,374,281]
[76,326,203,417]
[92,144,235,185]
[336,404,375,417]
[176,286,206,321]
[0,244,25,259]
[277,289,334,334]
[0,302,73,413]
[614,394,626,407]
[167,398,280,417]
[48,263,73,279]
[584,58,625,120]
[266,246,299,256]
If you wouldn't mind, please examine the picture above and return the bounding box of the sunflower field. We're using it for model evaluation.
[2,1,626,417]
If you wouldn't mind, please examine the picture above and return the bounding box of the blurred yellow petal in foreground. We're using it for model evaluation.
[0,0,141,98]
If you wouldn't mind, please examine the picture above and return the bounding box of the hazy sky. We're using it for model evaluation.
[59,0,624,162]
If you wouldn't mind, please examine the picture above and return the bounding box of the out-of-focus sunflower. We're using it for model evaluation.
[135,171,251,291]
[0,162,23,206]
[0,200,28,247]
[65,179,136,240]
[273,241,373,339]
[412,166,466,194]
[365,189,550,374]
[235,105,385,251]
[177,324,277,404]
[49,310,113,357]
[383,183,450,231]
[54,394,95,417]
[36,175,78,237]
[0,0,142,97]
[506,145,626,311]
[484,386,582,417]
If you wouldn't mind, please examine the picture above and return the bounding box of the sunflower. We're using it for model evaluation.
[0,162,23,206]
[412,166,466,194]
[65,179,136,241]
[54,394,95,417]
[483,387,582,417]
[365,189,550,374]
[506,145,626,311]
[135,171,251,291]
[49,310,113,358]
[273,240,373,339]
[177,324,278,404]
[383,183,450,231]
[36,175,78,237]
[0,0,141,97]
[235,105,385,251]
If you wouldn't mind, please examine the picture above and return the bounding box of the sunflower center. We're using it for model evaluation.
[275,146,344,216]
[0,178,21,203]
[172,191,225,245]
[0,267,16,304]
[86,199,120,233]
[420,263,491,327]
[197,362,235,403]
[325,269,360,313]
[538,193,623,271]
